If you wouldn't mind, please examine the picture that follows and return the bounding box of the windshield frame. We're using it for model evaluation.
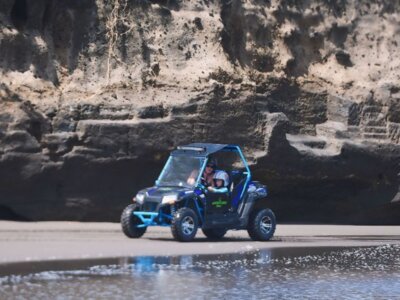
[156,154,207,188]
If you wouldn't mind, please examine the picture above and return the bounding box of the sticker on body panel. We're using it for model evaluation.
[212,198,228,208]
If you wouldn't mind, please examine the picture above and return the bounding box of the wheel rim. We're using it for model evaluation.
[260,215,272,235]
[182,216,195,235]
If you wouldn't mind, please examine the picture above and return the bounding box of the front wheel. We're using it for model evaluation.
[247,208,276,241]
[121,204,147,238]
[171,207,198,242]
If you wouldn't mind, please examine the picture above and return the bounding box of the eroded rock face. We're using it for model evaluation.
[0,0,399,223]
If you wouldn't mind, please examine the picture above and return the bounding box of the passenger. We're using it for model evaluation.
[207,170,229,193]
[187,161,216,186]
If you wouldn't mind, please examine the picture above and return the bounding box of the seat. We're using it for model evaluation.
[229,171,246,209]
[228,170,242,192]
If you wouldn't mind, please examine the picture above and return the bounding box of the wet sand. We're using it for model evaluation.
[0,221,399,264]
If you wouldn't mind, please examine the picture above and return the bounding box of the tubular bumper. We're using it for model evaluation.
[133,211,172,227]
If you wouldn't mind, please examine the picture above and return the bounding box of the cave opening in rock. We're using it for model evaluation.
[41,0,52,31]
[11,0,28,30]
[0,205,30,221]
[28,121,43,142]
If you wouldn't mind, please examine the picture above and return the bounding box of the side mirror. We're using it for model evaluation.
[155,180,160,186]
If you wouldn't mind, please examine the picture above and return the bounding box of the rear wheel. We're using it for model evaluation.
[171,207,198,242]
[202,228,227,240]
[121,204,147,238]
[247,208,276,241]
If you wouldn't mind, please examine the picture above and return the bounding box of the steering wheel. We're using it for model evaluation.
[196,183,207,194]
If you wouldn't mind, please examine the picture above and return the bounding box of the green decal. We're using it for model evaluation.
[212,198,228,208]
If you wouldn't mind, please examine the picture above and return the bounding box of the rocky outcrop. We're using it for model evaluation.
[0,0,399,223]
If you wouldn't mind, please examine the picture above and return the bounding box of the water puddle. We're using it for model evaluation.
[1,245,400,299]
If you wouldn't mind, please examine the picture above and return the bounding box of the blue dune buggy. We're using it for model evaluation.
[121,143,276,242]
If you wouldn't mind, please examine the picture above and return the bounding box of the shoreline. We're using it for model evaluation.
[0,221,399,265]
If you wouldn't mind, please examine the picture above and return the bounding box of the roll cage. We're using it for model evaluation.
[156,143,251,196]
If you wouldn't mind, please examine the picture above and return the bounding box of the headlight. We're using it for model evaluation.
[136,193,145,204]
[162,194,177,204]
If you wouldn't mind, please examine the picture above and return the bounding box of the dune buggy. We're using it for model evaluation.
[121,143,276,242]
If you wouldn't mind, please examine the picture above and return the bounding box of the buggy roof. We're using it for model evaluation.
[171,143,238,157]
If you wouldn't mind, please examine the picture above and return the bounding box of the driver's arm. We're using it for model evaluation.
[187,169,199,185]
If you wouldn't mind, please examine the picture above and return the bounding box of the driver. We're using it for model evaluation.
[187,161,216,186]
[201,161,216,187]
[207,170,229,193]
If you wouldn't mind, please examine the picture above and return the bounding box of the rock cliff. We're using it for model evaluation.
[0,0,399,223]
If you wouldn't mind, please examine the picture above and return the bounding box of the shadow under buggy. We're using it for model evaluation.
[121,143,276,242]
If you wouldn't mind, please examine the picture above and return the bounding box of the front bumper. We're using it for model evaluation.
[133,211,172,227]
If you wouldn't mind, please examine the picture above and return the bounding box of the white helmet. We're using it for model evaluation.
[213,170,229,187]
